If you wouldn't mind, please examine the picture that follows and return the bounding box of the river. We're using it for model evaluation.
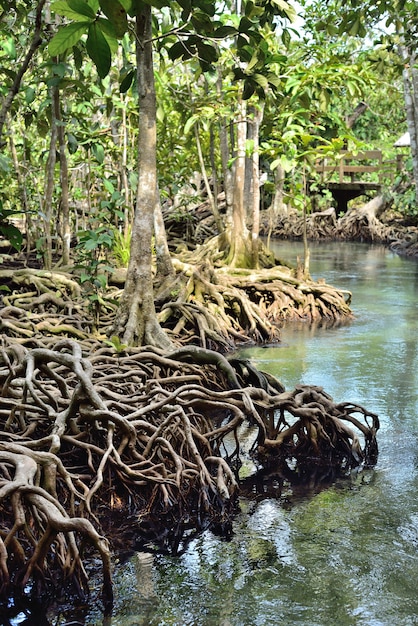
[50,241,418,625]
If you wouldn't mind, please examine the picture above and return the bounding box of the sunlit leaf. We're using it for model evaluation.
[51,1,94,21]
[1,37,16,59]
[68,0,97,19]
[184,114,199,135]
[48,22,90,56]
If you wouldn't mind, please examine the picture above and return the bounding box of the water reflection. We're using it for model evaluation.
[46,241,418,626]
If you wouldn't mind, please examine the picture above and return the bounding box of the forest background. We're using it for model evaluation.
[1,0,417,350]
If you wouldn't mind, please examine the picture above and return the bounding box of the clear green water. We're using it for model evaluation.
[42,242,418,625]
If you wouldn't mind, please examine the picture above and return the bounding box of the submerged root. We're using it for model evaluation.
[0,338,379,603]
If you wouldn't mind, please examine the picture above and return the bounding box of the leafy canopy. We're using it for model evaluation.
[49,0,297,96]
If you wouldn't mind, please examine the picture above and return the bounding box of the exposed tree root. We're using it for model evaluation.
[260,198,416,246]
[155,249,352,350]
[1,249,353,351]
[0,337,379,604]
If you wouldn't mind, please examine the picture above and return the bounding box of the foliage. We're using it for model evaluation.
[75,220,116,327]
[0,201,23,251]
[391,159,418,217]
[0,0,413,268]
[111,224,131,267]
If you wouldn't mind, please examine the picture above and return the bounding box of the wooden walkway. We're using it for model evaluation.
[314,150,387,213]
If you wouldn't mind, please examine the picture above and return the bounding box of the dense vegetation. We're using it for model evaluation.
[0,0,416,614]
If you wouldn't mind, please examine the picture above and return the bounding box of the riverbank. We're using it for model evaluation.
[259,205,418,258]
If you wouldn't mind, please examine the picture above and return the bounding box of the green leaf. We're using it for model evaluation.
[266,72,282,89]
[197,41,218,64]
[49,22,90,56]
[176,0,191,18]
[194,0,215,16]
[91,142,105,162]
[86,22,111,78]
[67,133,79,153]
[94,274,107,289]
[85,238,99,250]
[51,1,95,21]
[25,87,36,104]
[0,224,23,251]
[242,79,255,100]
[99,0,128,37]
[168,41,188,61]
[67,0,97,19]
[156,104,165,123]
[271,155,294,172]
[1,37,16,59]
[282,28,291,48]
[103,178,115,193]
[212,25,237,38]
[120,69,135,93]
[0,154,10,172]
[238,16,254,34]
[246,50,261,72]
[104,335,128,353]
[270,0,296,21]
[253,73,269,90]
[73,44,83,68]
[184,114,199,135]
[88,0,100,10]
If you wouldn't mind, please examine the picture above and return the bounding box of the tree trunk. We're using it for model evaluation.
[154,184,174,279]
[0,0,45,146]
[7,119,32,255]
[42,85,58,270]
[225,97,252,267]
[112,8,173,349]
[402,49,418,205]
[194,121,224,234]
[120,96,133,237]
[301,162,310,279]
[250,102,264,269]
[267,163,286,249]
[217,70,234,219]
[54,87,71,266]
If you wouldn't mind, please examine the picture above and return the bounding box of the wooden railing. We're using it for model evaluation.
[315,150,383,183]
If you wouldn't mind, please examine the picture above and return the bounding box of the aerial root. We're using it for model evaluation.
[0,338,378,603]
[1,251,352,351]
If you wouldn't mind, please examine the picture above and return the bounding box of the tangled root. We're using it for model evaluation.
[0,338,379,604]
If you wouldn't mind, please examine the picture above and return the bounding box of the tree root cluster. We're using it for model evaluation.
[0,337,379,605]
[154,245,352,351]
[1,251,353,352]
[0,268,97,343]
[260,201,417,247]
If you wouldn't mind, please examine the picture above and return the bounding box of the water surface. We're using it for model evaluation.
[55,241,418,625]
